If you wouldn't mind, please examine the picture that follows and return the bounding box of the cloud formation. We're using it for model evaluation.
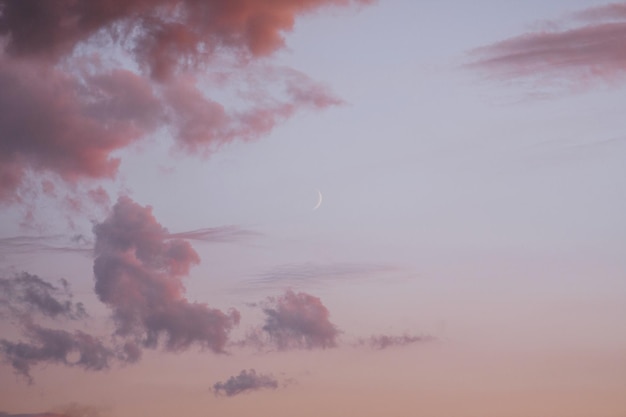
[468,2,626,90]
[213,369,279,397]
[0,0,371,74]
[261,290,339,349]
[0,272,86,320]
[92,196,240,356]
[358,334,433,350]
[249,262,398,290]
[0,0,362,204]
[167,225,261,242]
[0,414,68,417]
[0,322,113,383]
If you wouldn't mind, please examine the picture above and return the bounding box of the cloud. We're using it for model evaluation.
[167,225,261,242]
[0,404,103,417]
[467,2,626,91]
[260,290,339,350]
[0,0,364,205]
[0,59,161,203]
[213,369,279,397]
[0,0,372,70]
[0,414,69,417]
[92,196,240,355]
[0,322,113,383]
[0,272,86,320]
[358,333,434,350]
[249,262,399,290]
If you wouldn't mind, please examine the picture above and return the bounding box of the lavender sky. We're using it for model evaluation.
[1,1,625,416]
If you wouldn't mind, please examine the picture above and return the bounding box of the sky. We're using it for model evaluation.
[0,1,625,416]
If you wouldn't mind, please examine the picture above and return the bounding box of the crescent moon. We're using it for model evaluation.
[312,190,323,210]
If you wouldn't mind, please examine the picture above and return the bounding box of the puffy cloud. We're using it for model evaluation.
[0,0,362,204]
[467,2,626,90]
[0,0,371,72]
[92,196,240,354]
[0,272,86,320]
[358,333,433,350]
[0,322,113,383]
[213,369,279,397]
[0,59,161,203]
[261,290,339,349]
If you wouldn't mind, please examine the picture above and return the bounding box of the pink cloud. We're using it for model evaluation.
[92,197,240,355]
[0,0,372,75]
[0,60,161,203]
[467,1,626,90]
[261,290,339,350]
[0,0,354,207]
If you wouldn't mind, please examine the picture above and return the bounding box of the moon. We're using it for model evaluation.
[312,189,323,210]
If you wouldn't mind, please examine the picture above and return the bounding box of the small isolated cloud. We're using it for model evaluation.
[0,272,86,320]
[358,333,434,350]
[92,196,240,355]
[0,322,113,383]
[213,369,279,397]
[467,1,626,92]
[260,290,339,350]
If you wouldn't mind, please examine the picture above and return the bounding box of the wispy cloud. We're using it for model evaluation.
[0,235,92,256]
[0,322,113,384]
[213,369,280,397]
[246,262,400,291]
[167,226,261,243]
[0,272,86,320]
[467,1,626,93]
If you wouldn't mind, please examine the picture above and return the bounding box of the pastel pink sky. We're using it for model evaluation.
[1,1,625,417]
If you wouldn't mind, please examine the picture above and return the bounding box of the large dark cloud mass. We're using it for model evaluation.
[261,290,339,349]
[93,196,240,355]
[213,369,279,397]
[0,0,365,204]
[468,1,626,91]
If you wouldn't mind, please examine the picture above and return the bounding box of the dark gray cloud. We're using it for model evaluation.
[0,272,86,320]
[213,369,279,397]
[0,322,113,383]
